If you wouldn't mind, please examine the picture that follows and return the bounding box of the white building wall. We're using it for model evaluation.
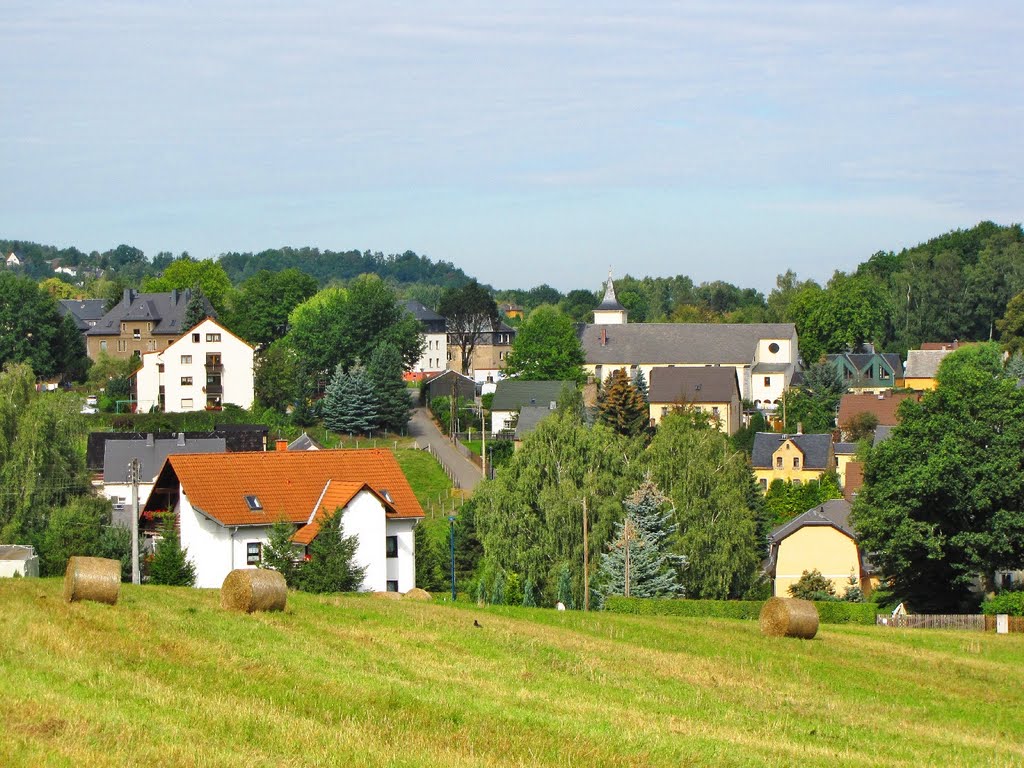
[413,332,448,374]
[341,491,388,591]
[491,409,516,435]
[177,491,245,589]
[387,518,418,592]
[136,318,254,413]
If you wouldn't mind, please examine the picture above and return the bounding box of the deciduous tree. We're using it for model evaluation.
[438,280,499,375]
[503,305,585,382]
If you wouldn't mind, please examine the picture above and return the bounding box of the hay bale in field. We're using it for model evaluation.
[63,556,120,605]
[759,597,819,639]
[371,591,403,600]
[220,569,287,613]
[403,588,432,601]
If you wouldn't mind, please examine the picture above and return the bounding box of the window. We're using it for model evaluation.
[133,328,141,339]
[180,376,193,386]
[793,479,802,487]
[206,333,221,342]
[793,457,800,469]
[99,340,107,352]
[192,333,200,343]
[246,542,262,565]
[386,580,399,592]
[181,398,193,409]
[180,355,192,364]
[768,342,780,354]
[759,479,767,490]
[712,407,720,418]
[244,495,263,511]
[775,456,783,468]
[386,535,398,558]
[147,340,156,351]
[117,340,127,352]
[764,376,771,387]
[157,363,164,373]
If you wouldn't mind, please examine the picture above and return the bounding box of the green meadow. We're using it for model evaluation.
[1,579,1022,767]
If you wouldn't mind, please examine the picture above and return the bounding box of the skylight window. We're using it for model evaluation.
[379,489,393,503]
[244,495,263,511]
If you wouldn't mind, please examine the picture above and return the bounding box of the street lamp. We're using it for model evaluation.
[448,515,456,602]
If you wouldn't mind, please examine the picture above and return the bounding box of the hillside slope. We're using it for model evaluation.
[1,580,1022,767]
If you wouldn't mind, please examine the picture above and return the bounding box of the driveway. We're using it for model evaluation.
[407,406,484,492]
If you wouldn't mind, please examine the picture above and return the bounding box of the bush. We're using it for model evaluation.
[604,597,877,625]
[981,592,1024,616]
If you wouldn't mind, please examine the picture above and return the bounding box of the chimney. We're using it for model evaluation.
[796,422,803,435]
[123,288,134,305]
[600,328,607,347]
[146,433,155,447]
[177,433,186,447]
[171,288,179,304]
[276,439,288,451]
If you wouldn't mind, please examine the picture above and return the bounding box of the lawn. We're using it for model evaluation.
[393,448,463,546]
[1,579,1022,767]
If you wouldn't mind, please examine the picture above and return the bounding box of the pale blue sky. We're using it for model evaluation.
[2,1,1021,292]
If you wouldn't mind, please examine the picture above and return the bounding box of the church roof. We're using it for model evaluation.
[595,271,626,311]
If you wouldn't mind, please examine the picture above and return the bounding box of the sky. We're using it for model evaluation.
[2,1,1022,294]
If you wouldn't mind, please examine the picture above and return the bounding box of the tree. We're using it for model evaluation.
[38,496,111,576]
[597,369,649,437]
[437,280,499,375]
[261,518,299,587]
[143,257,234,315]
[763,474,844,529]
[788,569,838,601]
[366,342,411,433]
[295,507,365,593]
[647,413,761,598]
[228,268,318,345]
[843,411,879,441]
[181,286,211,330]
[414,523,448,593]
[148,515,197,586]
[852,343,1024,611]
[39,277,77,299]
[322,364,380,435]
[596,477,685,600]
[0,272,89,381]
[503,305,585,382]
[997,289,1024,355]
[789,272,892,364]
[253,339,303,412]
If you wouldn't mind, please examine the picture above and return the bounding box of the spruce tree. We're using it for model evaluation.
[522,576,537,607]
[321,364,354,433]
[596,477,685,600]
[347,364,381,434]
[261,517,299,587]
[295,507,365,593]
[556,563,574,609]
[148,515,197,587]
[597,368,649,436]
[490,569,506,605]
[182,285,210,330]
[633,368,649,402]
[367,342,411,433]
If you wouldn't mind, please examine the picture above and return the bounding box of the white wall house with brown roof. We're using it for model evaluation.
[135,318,254,412]
[144,450,424,591]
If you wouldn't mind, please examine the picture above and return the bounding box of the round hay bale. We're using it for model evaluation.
[220,569,287,613]
[371,591,403,600]
[63,556,120,605]
[760,597,819,639]
[403,588,432,601]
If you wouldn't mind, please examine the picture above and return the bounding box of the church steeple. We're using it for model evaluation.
[593,268,628,324]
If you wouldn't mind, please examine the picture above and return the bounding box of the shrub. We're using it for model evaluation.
[604,597,877,625]
[981,592,1024,616]
[788,569,837,600]
[148,515,197,587]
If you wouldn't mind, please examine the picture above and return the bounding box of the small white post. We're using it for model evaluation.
[997,614,1009,634]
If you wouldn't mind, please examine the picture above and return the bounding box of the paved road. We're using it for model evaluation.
[407,406,484,492]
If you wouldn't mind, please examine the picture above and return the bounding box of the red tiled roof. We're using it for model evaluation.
[292,481,397,545]
[844,462,865,501]
[837,391,919,428]
[151,449,423,527]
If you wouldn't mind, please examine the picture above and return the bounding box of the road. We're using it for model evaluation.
[407,406,484,492]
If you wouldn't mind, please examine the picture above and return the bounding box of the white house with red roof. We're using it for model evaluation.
[134,317,254,413]
[144,449,424,591]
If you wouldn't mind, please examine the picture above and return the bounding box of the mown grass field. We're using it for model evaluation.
[2,579,1022,767]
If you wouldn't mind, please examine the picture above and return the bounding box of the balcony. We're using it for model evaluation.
[205,362,224,372]
[204,382,223,395]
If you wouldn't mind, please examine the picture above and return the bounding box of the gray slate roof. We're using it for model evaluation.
[769,499,856,543]
[403,300,447,333]
[751,432,833,470]
[596,274,626,311]
[872,425,894,446]
[491,380,575,411]
[833,442,859,455]
[514,404,556,439]
[58,299,108,331]
[647,366,739,404]
[904,349,952,379]
[103,436,226,482]
[87,288,213,337]
[579,323,796,365]
[287,432,323,451]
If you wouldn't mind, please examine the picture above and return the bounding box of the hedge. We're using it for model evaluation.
[604,597,878,625]
[981,592,1024,616]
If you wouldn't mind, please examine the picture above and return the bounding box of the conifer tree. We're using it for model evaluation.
[633,368,649,402]
[182,285,210,330]
[148,515,197,587]
[322,363,381,434]
[597,477,685,600]
[597,368,649,436]
[295,507,365,594]
[490,568,506,605]
[522,576,537,607]
[367,342,411,433]
[556,563,574,609]
[261,517,299,587]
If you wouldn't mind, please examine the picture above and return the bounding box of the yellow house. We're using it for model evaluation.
[751,432,835,491]
[900,348,953,391]
[647,366,742,435]
[764,499,877,597]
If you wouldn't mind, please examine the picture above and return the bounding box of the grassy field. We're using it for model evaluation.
[2,580,1023,767]
[393,448,463,546]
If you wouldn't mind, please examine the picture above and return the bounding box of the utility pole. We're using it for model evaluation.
[448,515,456,601]
[128,457,141,585]
[582,495,590,611]
[481,406,487,478]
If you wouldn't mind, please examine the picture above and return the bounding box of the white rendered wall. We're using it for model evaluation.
[413,332,448,374]
[387,518,418,592]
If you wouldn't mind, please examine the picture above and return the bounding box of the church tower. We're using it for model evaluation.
[593,269,628,325]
